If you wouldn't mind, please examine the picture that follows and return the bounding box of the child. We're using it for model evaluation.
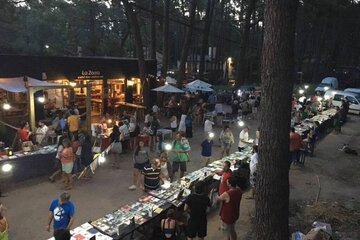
[159,153,171,182]
[181,136,191,162]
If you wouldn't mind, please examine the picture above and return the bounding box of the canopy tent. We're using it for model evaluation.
[185,79,213,92]
[0,76,71,131]
[152,84,184,93]
[186,79,212,88]
[185,85,214,92]
[0,77,27,92]
[27,77,65,88]
[165,76,177,84]
[0,76,66,93]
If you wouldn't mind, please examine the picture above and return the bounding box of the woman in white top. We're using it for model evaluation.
[204,118,215,133]
[170,115,177,132]
[178,114,187,132]
[238,126,249,151]
[248,145,259,199]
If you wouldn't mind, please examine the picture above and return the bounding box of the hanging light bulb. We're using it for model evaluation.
[38,97,45,103]
[2,103,11,110]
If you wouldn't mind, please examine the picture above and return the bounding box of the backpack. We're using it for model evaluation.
[185,116,192,127]
[151,120,160,131]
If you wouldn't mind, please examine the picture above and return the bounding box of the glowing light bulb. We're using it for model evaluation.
[165,143,172,151]
[38,97,45,103]
[2,103,11,110]
[238,120,245,127]
[98,155,106,163]
[2,164,13,172]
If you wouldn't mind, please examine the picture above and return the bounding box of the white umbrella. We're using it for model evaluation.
[186,84,214,92]
[186,79,212,88]
[152,84,184,93]
[165,76,177,84]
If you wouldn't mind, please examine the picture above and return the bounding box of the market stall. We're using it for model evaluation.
[0,145,57,182]
[66,149,253,240]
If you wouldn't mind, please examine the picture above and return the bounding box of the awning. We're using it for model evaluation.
[152,84,184,93]
[27,77,65,87]
[0,77,26,92]
[0,76,67,92]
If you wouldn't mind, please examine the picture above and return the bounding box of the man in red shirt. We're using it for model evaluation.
[18,121,31,142]
[289,127,303,165]
[218,161,233,195]
[218,176,243,240]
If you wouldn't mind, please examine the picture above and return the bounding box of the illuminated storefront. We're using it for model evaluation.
[0,55,157,116]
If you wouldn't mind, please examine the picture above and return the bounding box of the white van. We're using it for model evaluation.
[315,77,338,94]
[344,88,360,95]
[324,90,360,115]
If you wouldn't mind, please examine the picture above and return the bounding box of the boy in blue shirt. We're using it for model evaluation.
[47,192,75,240]
[201,133,214,166]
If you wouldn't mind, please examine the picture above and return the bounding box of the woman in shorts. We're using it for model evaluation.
[129,141,150,190]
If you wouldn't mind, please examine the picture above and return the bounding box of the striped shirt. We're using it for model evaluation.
[142,166,161,190]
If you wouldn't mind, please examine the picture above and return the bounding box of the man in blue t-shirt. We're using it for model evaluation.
[201,134,214,166]
[47,192,75,240]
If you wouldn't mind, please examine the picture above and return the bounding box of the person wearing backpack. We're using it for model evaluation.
[185,113,193,138]
[150,116,160,151]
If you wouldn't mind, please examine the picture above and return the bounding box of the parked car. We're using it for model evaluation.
[344,88,360,95]
[324,90,360,115]
[315,77,338,94]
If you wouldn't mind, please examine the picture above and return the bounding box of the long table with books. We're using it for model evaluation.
[294,108,337,137]
[66,149,253,240]
[0,145,57,182]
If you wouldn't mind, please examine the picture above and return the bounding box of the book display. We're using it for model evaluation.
[71,151,262,239]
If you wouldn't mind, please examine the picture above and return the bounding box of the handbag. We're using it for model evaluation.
[111,141,122,154]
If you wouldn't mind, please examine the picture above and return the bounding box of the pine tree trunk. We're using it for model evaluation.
[236,0,257,86]
[161,0,170,78]
[150,0,157,59]
[199,0,216,79]
[121,0,149,108]
[255,0,298,239]
[177,0,197,88]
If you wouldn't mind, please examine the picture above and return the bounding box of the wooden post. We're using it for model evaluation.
[28,87,36,131]
[86,83,92,134]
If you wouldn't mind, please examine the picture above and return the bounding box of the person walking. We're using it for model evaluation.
[170,115,177,132]
[129,140,150,190]
[204,118,215,134]
[49,135,66,182]
[184,182,211,240]
[171,132,190,180]
[47,192,75,240]
[248,145,258,199]
[78,134,93,179]
[178,114,187,132]
[71,134,82,176]
[218,176,243,240]
[0,203,8,240]
[201,134,214,166]
[219,127,235,158]
[185,113,193,138]
[59,139,75,190]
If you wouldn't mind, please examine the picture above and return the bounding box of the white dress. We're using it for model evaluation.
[178,114,187,132]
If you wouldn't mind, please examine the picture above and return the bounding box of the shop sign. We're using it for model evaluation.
[78,70,103,79]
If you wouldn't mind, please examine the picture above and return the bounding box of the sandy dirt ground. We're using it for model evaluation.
[1,112,359,240]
